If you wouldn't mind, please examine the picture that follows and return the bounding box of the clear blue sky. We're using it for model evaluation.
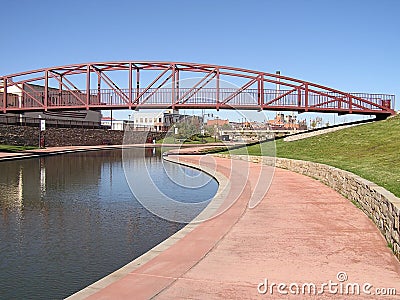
[1,0,399,123]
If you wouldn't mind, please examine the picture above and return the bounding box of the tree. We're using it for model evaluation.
[175,117,201,140]
[221,123,232,130]
[204,125,215,136]
[311,120,317,129]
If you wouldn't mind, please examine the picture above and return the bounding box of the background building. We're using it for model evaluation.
[267,113,307,130]
[132,109,200,132]
[101,117,125,131]
[206,119,229,127]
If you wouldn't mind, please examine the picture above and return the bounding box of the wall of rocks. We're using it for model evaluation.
[215,154,400,259]
[0,125,164,147]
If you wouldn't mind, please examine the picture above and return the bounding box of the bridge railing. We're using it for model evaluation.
[261,89,394,113]
[0,115,105,129]
[1,87,395,114]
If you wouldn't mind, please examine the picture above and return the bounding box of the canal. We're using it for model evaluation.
[0,148,218,299]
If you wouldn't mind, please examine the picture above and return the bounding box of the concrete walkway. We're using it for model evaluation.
[70,155,400,299]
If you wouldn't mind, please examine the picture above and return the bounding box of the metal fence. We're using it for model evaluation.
[0,115,159,131]
[0,115,105,129]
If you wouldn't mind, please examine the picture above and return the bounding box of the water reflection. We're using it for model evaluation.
[124,147,216,223]
[0,148,217,299]
[40,158,46,197]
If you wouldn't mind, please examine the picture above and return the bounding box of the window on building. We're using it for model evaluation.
[145,118,148,123]
[140,118,143,123]
[159,117,162,122]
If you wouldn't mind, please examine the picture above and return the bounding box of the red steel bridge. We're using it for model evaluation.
[0,61,395,117]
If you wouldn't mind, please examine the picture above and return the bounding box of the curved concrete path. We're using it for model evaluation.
[70,155,400,299]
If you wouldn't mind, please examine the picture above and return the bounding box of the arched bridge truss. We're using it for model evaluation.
[0,61,395,117]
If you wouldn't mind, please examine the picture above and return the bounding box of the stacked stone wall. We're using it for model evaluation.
[0,125,164,146]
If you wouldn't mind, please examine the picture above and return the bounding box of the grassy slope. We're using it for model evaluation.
[0,145,37,152]
[229,115,400,197]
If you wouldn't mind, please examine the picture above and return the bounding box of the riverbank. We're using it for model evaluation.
[0,145,128,161]
[0,143,229,162]
[69,154,400,299]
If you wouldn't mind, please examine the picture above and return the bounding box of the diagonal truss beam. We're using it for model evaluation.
[48,72,87,106]
[92,67,130,104]
[6,78,44,108]
[133,66,172,104]
[221,76,258,105]
[177,68,217,104]
[263,87,299,106]
[140,72,175,105]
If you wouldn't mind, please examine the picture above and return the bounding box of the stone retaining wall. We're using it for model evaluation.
[0,125,164,147]
[215,154,400,259]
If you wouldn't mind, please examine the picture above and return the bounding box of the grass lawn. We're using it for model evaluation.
[228,115,400,197]
[0,144,37,152]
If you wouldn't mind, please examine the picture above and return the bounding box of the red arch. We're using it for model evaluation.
[0,61,395,116]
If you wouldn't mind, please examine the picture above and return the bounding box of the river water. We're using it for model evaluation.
[0,148,218,299]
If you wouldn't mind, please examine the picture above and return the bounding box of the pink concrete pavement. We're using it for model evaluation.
[71,155,400,299]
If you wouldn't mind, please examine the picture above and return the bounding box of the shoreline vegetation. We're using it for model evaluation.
[225,115,400,197]
[0,145,37,152]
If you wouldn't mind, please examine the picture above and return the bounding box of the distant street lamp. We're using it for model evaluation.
[201,110,213,143]
[276,70,281,97]
[215,116,219,142]
[38,115,41,148]
[173,125,178,143]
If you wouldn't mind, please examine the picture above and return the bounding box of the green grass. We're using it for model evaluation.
[388,242,395,253]
[198,146,229,154]
[227,115,400,197]
[0,144,37,152]
[351,200,363,210]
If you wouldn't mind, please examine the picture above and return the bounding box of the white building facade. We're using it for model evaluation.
[101,117,125,131]
[132,110,181,132]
